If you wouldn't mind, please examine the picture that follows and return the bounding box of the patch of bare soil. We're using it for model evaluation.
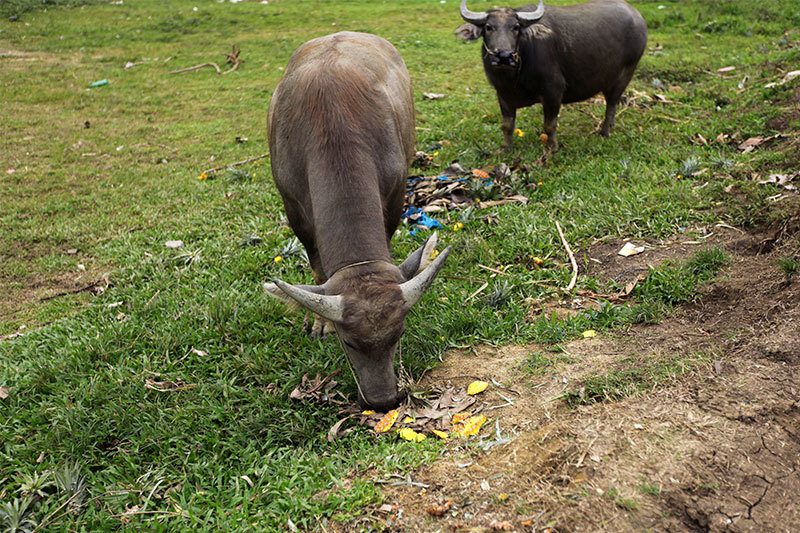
[348,218,800,532]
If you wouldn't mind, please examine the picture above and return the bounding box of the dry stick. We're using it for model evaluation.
[477,263,507,276]
[201,154,269,176]
[465,281,489,302]
[555,221,578,291]
[168,62,222,75]
[39,278,106,302]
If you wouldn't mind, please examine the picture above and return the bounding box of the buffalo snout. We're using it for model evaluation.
[359,388,406,412]
[490,49,518,67]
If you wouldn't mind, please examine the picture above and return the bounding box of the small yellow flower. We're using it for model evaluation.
[498,493,509,501]
[432,429,449,440]
[514,128,525,137]
[453,222,464,231]
[532,256,544,266]
[537,181,543,186]
[198,172,207,180]
[676,174,682,179]
[433,151,440,156]
[273,256,283,263]
[430,249,440,259]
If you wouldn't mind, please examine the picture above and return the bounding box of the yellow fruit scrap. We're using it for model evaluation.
[402,416,415,424]
[452,414,487,437]
[432,429,449,440]
[467,380,489,395]
[472,168,490,180]
[451,412,472,425]
[397,428,426,442]
[582,329,597,338]
[540,133,549,144]
[361,410,375,415]
[532,256,544,266]
[374,409,399,433]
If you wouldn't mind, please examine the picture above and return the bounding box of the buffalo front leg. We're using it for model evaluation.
[542,99,561,151]
[309,258,335,339]
[499,99,517,151]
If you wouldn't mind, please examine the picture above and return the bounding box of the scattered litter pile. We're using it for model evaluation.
[289,372,502,442]
[401,156,536,232]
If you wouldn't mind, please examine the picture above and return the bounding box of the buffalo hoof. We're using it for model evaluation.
[309,315,335,339]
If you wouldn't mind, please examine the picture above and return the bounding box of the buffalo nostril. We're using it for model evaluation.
[497,50,513,60]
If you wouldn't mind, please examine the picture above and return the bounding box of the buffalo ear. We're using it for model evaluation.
[454,23,482,41]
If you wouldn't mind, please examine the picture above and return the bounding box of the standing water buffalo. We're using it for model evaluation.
[456,0,647,151]
[265,32,451,411]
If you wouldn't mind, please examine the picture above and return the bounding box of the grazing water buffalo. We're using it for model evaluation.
[456,0,647,151]
[265,32,451,411]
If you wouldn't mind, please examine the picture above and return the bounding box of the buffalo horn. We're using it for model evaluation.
[272,279,344,322]
[400,246,452,308]
[516,0,545,22]
[460,0,488,24]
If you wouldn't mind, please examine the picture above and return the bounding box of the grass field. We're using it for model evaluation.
[1,0,799,529]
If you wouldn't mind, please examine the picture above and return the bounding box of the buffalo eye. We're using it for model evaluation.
[485,24,495,32]
[512,23,521,31]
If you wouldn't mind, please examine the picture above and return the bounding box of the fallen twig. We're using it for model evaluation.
[39,278,108,302]
[168,62,222,75]
[555,221,577,291]
[477,264,507,276]
[465,281,489,302]
[201,154,269,176]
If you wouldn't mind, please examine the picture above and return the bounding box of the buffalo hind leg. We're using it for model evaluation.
[600,73,633,137]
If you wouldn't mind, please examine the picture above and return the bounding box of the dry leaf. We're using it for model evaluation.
[491,521,514,531]
[425,501,451,516]
[327,415,357,442]
[0,386,9,400]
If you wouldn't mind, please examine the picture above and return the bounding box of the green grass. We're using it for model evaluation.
[1,0,799,529]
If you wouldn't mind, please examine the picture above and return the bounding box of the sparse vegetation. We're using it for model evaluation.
[777,254,799,283]
[564,352,710,407]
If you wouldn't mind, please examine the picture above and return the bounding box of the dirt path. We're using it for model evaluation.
[356,220,800,532]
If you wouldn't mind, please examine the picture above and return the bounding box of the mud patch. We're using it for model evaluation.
[346,224,800,532]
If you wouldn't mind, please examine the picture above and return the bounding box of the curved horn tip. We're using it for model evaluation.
[517,0,545,22]
[460,0,488,24]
